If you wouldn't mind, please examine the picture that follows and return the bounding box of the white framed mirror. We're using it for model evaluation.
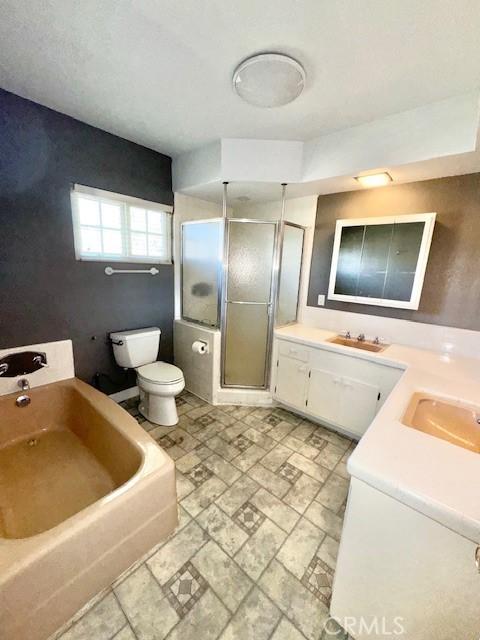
[328,212,436,310]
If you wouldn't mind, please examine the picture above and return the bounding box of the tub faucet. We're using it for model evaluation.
[18,378,30,391]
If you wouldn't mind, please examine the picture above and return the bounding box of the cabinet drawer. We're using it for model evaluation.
[278,341,309,362]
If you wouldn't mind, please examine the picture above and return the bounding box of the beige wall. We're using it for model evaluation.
[308,173,480,331]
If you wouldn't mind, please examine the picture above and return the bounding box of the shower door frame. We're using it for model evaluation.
[274,220,306,328]
[180,218,224,329]
[220,218,280,390]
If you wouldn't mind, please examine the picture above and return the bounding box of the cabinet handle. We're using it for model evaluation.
[475,546,480,572]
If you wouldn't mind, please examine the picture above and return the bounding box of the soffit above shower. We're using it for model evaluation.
[1,0,480,158]
[173,92,480,201]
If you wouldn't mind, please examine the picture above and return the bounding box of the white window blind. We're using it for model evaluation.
[70,184,173,264]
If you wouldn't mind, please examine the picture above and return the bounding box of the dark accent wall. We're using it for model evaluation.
[0,89,174,392]
[308,173,480,331]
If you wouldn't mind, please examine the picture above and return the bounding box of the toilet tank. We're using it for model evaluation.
[110,327,161,368]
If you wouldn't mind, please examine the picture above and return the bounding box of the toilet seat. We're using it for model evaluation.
[136,362,184,385]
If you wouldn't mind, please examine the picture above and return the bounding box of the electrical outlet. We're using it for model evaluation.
[317,294,325,306]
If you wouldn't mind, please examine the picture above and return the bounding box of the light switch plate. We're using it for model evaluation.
[317,294,325,306]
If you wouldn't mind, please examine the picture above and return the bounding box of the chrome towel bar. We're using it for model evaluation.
[104,266,159,276]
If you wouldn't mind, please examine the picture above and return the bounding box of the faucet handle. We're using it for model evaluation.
[357,333,365,342]
[341,329,351,339]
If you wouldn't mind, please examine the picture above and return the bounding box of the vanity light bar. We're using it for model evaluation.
[354,172,393,188]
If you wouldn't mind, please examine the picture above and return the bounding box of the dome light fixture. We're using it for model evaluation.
[232,53,306,108]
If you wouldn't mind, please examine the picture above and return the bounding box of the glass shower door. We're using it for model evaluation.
[181,220,223,327]
[222,220,277,388]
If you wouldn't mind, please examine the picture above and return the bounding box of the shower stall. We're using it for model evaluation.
[179,183,304,394]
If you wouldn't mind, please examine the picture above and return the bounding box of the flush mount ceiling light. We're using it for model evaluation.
[354,172,393,188]
[232,53,306,108]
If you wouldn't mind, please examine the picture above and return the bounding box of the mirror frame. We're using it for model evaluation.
[327,212,436,310]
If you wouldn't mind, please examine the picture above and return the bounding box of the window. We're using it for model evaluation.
[70,184,173,263]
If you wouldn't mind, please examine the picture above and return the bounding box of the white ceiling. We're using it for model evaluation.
[1,0,480,157]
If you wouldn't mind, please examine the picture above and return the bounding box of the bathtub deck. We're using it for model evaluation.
[0,427,115,539]
[52,390,355,640]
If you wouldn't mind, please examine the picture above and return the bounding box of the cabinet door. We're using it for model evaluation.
[275,355,309,409]
[306,368,339,424]
[338,376,379,437]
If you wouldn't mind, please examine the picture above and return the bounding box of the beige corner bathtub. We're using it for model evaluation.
[0,377,177,640]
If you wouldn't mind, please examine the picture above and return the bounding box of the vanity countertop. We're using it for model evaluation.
[275,323,480,542]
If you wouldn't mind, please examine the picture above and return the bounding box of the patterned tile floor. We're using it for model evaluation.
[55,391,356,640]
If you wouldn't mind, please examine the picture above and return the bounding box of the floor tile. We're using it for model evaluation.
[276,461,302,485]
[168,427,201,452]
[112,626,136,640]
[314,426,351,451]
[247,463,291,498]
[270,617,305,640]
[192,540,252,613]
[176,446,213,473]
[243,427,276,451]
[271,407,302,425]
[234,518,286,581]
[206,435,241,461]
[220,405,255,420]
[259,443,292,472]
[316,535,340,570]
[221,421,251,442]
[59,593,126,640]
[194,420,227,442]
[175,471,195,500]
[259,560,329,640]
[316,473,350,512]
[231,433,255,452]
[180,475,228,517]
[232,443,267,471]
[289,421,315,442]
[186,463,214,488]
[315,442,345,470]
[233,501,265,535]
[219,588,281,640]
[288,452,330,483]
[114,565,178,640]
[250,487,300,533]
[267,421,295,441]
[241,412,274,433]
[301,554,334,606]
[276,517,325,580]
[207,407,238,427]
[186,405,213,421]
[147,521,208,585]
[282,435,320,460]
[304,502,343,540]
[165,589,230,640]
[215,475,260,516]
[283,472,322,514]
[196,504,248,556]
[203,453,242,485]
[163,560,208,618]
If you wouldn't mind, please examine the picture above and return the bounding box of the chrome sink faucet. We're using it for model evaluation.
[16,378,31,407]
[357,333,365,342]
[18,378,30,391]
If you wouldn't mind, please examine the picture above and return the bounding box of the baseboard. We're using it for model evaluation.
[109,385,139,403]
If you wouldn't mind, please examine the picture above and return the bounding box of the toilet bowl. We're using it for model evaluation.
[136,361,185,426]
[110,327,185,426]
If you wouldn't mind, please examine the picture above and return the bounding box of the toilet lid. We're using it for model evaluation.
[137,362,184,384]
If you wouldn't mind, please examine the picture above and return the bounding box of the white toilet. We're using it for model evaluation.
[110,327,185,426]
